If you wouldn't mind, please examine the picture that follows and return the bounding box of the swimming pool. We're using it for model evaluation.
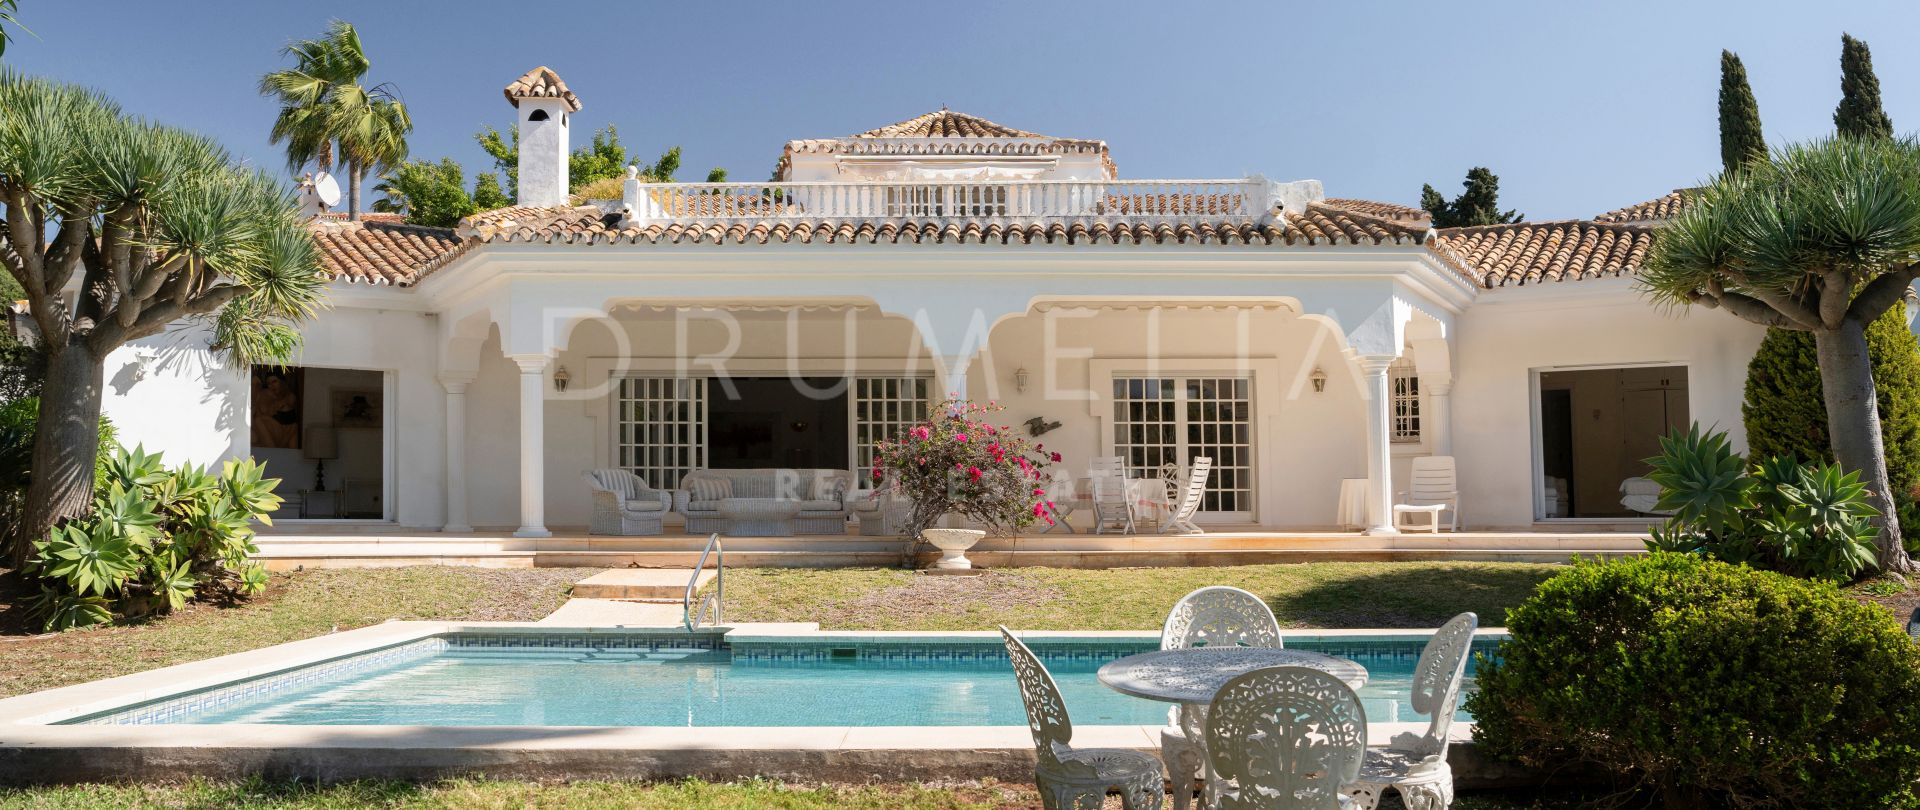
[71,631,1486,727]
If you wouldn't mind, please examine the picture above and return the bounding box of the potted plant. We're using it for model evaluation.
[871,399,1060,569]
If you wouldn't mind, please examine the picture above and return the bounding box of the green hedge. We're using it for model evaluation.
[1466,554,1920,807]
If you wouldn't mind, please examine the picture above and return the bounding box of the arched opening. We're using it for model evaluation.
[527,108,549,122]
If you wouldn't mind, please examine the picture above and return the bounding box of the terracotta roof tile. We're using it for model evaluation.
[853,110,1051,139]
[1594,189,1693,223]
[503,66,581,112]
[1432,220,1655,288]
[309,219,468,286]
[1321,198,1430,223]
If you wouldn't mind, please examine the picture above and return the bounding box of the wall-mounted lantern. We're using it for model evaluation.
[1310,366,1328,393]
[553,366,571,392]
[1013,366,1030,393]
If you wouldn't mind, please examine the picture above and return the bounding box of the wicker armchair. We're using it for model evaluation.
[585,469,671,536]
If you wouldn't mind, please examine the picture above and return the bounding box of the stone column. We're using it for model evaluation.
[1356,354,1398,535]
[935,352,976,402]
[510,355,552,538]
[1424,379,1453,457]
[440,375,475,533]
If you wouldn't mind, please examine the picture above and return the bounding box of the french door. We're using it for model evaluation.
[851,376,932,477]
[1111,375,1255,521]
[615,377,707,490]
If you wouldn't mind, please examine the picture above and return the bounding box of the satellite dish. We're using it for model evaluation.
[313,172,342,208]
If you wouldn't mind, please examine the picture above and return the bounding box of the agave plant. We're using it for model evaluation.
[1645,424,1880,581]
[31,521,140,596]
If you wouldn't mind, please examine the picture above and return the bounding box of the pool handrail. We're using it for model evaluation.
[685,532,724,631]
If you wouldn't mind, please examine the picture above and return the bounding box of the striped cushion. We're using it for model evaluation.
[688,477,733,502]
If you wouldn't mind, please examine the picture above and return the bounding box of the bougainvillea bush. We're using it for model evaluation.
[871,399,1057,538]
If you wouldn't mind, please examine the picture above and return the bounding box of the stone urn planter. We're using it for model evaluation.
[921,527,987,570]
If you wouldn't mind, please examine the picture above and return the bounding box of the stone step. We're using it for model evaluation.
[571,568,714,599]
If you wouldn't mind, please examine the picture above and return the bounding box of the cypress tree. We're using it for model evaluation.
[1420,168,1523,228]
[1835,33,1894,140]
[1718,50,1766,171]
[1744,307,1920,509]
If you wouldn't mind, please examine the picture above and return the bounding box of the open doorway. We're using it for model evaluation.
[706,377,850,470]
[1537,365,1688,519]
[249,366,386,520]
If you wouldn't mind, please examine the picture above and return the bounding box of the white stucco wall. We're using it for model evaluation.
[102,323,247,469]
[1451,278,1765,529]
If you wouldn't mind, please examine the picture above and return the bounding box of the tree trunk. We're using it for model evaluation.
[12,340,105,567]
[347,161,362,222]
[1815,319,1915,573]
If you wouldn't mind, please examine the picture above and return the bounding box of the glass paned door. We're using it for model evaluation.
[852,376,932,477]
[1111,375,1255,521]
[615,377,707,490]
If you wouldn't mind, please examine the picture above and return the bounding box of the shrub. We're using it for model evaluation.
[1466,554,1920,808]
[1644,424,1879,581]
[870,399,1057,538]
[1743,309,1920,508]
[23,445,281,631]
[0,397,115,564]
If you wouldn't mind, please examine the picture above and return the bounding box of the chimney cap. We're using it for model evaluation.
[504,66,581,112]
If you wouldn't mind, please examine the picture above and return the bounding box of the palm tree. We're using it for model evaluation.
[0,71,325,560]
[1642,136,1920,573]
[258,20,409,220]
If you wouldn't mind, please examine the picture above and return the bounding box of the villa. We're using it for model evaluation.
[102,66,1763,545]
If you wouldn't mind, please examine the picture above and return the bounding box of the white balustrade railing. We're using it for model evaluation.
[621,178,1270,226]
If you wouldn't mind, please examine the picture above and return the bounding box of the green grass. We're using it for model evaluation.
[0,567,595,699]
[720,562,1561,630]
[0,778,1614,809]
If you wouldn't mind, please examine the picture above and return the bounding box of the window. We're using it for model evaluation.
[1111,375,1255,518]
[1390,358,1421,444]
[615,377,706,490]
[853,376,931,476]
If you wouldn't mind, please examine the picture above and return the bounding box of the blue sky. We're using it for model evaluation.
[6,1,1918,219]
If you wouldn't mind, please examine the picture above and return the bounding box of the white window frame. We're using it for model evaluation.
[613,376,708,490]
[850,376,933,479]
[1107,373,1257,522]
[1389,356,1421,445]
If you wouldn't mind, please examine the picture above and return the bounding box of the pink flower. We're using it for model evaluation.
[968,466,982,481]
[954,433,968,443]
[872,467,883,480]
[1050,452,1062,463]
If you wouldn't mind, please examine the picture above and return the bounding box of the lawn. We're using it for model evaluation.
[0,778,1611,809]
[0,566,594,699]
[719,561,1562,630]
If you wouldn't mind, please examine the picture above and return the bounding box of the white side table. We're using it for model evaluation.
[1336,478,1367,530]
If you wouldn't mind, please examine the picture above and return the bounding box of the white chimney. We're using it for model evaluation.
[503,66,580,208]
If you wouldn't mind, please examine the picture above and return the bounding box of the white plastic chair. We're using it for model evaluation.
[1161,457,1213,535]
[999,626,1165,810]
[1204,666,1368,810]
[1089,456,1136,535]
[1040,469,1078,534]
[1161,586,1284,810]
[1345,612,1479,810]
[1393,456,1458,533]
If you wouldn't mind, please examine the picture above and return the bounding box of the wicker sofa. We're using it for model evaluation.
[674,468,854,535]
[584,469,672,535]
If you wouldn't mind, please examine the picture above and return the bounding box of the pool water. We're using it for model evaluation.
[156,645,1476,727]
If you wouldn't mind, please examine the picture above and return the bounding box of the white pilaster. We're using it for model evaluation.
[1356,354,1398,535]
[440,376,474,533]
[511,355,552,538]
[935,352,975,402]
[1425,379,1454,457]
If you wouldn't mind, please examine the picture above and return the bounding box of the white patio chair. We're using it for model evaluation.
[584,468,671,535]
[1345,612,1478,810]
[1393,456,1458,533]
[999,626,1165,810]
[1161,457,1212,535]
[1089,456,1137,535]
[1161,586,1284,810]
[1204,666,1368,810]
[1040,469,1078,534]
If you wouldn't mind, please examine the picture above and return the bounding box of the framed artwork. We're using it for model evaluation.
[331,389,381,427]
[250,367,303,449]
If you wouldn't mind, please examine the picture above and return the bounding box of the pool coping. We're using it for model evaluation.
[0,621,1495,785]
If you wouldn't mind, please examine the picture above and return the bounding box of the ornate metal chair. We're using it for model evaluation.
[1204,666,1368,810]
[999,626,1165,810]
[1161,586,1285,810]
[1344,612,1479,810]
